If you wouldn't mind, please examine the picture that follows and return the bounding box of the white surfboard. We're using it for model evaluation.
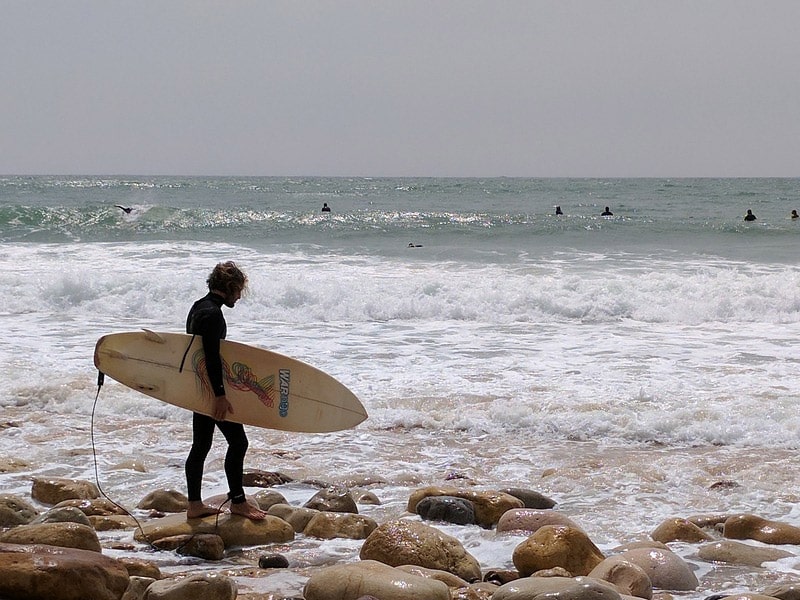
[93,330,367,433]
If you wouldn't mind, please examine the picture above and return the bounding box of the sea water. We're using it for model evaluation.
[1,176,800,596]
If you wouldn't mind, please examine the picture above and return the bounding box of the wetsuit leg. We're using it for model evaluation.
[185,412,216,502]
[216,421,249,503]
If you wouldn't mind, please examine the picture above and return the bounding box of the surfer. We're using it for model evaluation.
[321,203,331,212]
[791,210,798,219]
[744,209,757,222]
[115,205,132,214]
[184,261,267,521]
[601,206,613,216]
[555,205,563,215]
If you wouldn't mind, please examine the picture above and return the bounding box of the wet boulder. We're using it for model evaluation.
[304,560,450,600]
[360,519,481,582]
[512,525,604,577]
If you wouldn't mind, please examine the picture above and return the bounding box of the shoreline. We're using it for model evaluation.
[2,407,800,598]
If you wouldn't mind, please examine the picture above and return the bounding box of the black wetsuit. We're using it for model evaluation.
[184,292,248,505]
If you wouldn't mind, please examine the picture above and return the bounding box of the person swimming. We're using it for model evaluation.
[744,209,757,222]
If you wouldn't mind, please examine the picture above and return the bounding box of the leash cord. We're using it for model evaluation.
[92,371,158,550]
[92,371,225,555]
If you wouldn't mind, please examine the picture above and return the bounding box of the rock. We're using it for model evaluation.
[497,509,583,534]
[137,489,188,513]
[408,486,524,528]
[492,575,622,600]
[0,521,102,552]
[122,575,156,600]
[242,469,293,487]
[32,506,93,527]
[463,581,502,598]
[618,547,699,591]
[698,540,794,567]
[54,497,128,516]
[688,514,730,529]
[0,457,29,473]
[651,517,715,543]
[153,533,225,561]
[360,519,482,582]
[484,570,520,585]
[709,480,741,490]
[134,511,294,547]
[340,474,389,487]
[302,478,334,488]
[267,503,318,533]
[253,489,288,510]
[31,477,100,505]
[0,542,129,600]
[533,567,573,577]
[612,540,670,553]
[90,515,139,531]
[203,492,262,514]
[111,459,147,472]
[416,495,476,525]
[143,573,236,600]
[119,556,162,579]
[713,596,781,600]
[303,560,450,600]
[352,489,382,505]
[395,564,471,588]
[724,514,800,545]
[512,525,604,577]
[589,555,653,599]
[500,487,557,509]
[303,486,359,513]
[259,553,290,568]
[445,470,474,482]
[762,583,800,600]
[0,495,38,527]
[303,511,378,539]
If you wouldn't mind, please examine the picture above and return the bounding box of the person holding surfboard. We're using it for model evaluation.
[184,261,267,520]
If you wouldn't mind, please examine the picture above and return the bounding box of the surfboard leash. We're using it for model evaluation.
[92,370,227,553]
[92,371,159,551]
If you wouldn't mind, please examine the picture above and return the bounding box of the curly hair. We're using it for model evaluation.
[207,261,248,295]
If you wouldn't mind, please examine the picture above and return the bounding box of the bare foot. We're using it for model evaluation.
[229,501,268,520]
[186,501,220,519]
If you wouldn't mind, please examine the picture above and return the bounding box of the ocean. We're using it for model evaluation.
[2,175,800,597]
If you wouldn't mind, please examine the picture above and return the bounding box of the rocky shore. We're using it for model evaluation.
[2,472,800,600]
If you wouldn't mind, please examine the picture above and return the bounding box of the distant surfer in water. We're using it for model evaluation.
[321,203,331,212]
[184,261,267,520]
[115,205,132,214]
[744,209,757,222]
[791,210,798,219]
[555,205,563,215]
[601,206,613,216]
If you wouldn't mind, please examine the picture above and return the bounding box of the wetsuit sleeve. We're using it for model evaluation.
[187,302,227,397]
[201,331,226,397]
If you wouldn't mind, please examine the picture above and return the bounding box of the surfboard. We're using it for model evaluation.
[93,330,367,433]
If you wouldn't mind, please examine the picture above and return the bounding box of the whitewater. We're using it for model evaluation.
[2,176,800,597]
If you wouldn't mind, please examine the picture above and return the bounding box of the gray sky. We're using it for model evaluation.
[2,1,799,177]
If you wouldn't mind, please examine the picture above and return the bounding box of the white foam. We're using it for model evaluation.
[2,241,799,448]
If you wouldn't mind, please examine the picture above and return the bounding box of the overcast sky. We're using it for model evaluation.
[2,1,799,177]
